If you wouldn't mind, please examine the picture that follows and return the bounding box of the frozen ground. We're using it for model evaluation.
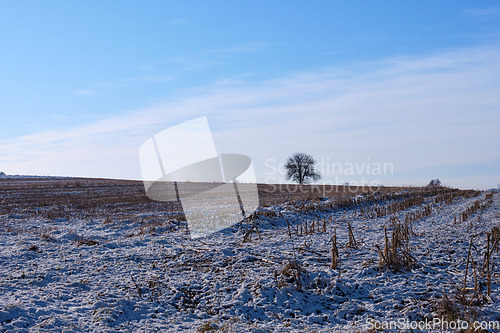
[0,183,499,332]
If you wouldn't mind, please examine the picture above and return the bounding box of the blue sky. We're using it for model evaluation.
[1,1,499,189]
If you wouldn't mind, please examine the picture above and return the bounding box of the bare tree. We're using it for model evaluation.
[284,153,321,185]
[428,179,441,187]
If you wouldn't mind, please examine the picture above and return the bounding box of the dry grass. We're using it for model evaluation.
[460,195,493,223]
[39,233,57,242]
[276,261,306,290]
[330,227,339,269]
[75,236,100,246]
[434,289,489,332]
[376,222,416,272]
[346,222,358,249]
[242,223,262,243]
[0,178,497,330]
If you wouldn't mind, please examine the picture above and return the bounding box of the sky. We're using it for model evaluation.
[0,1,499,190]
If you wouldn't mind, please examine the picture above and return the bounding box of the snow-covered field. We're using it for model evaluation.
[0,181,499,332]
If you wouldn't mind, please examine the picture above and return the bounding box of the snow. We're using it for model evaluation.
[0,185,499,332]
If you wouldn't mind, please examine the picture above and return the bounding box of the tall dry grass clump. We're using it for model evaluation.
[330,227,339,269]
[346,222,358,249]
[376,222,416,272]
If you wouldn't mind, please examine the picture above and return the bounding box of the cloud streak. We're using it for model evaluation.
[72,74,175,96]
[209,41,268,54]
[2,44,500,189]
[71,89,95,96]
[142,41,268,72]
[463,7,500,18]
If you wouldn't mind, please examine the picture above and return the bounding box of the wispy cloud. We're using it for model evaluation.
[128,75,174,83]
[210,41,268,54]
[71,89,95,96]
[143,41,268,71]
[160,56,220,71]
[97,75,174,87]
[212,78,246,86]
[3,44,500,188]
[463,7,500,19]
[73,74,174,95]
